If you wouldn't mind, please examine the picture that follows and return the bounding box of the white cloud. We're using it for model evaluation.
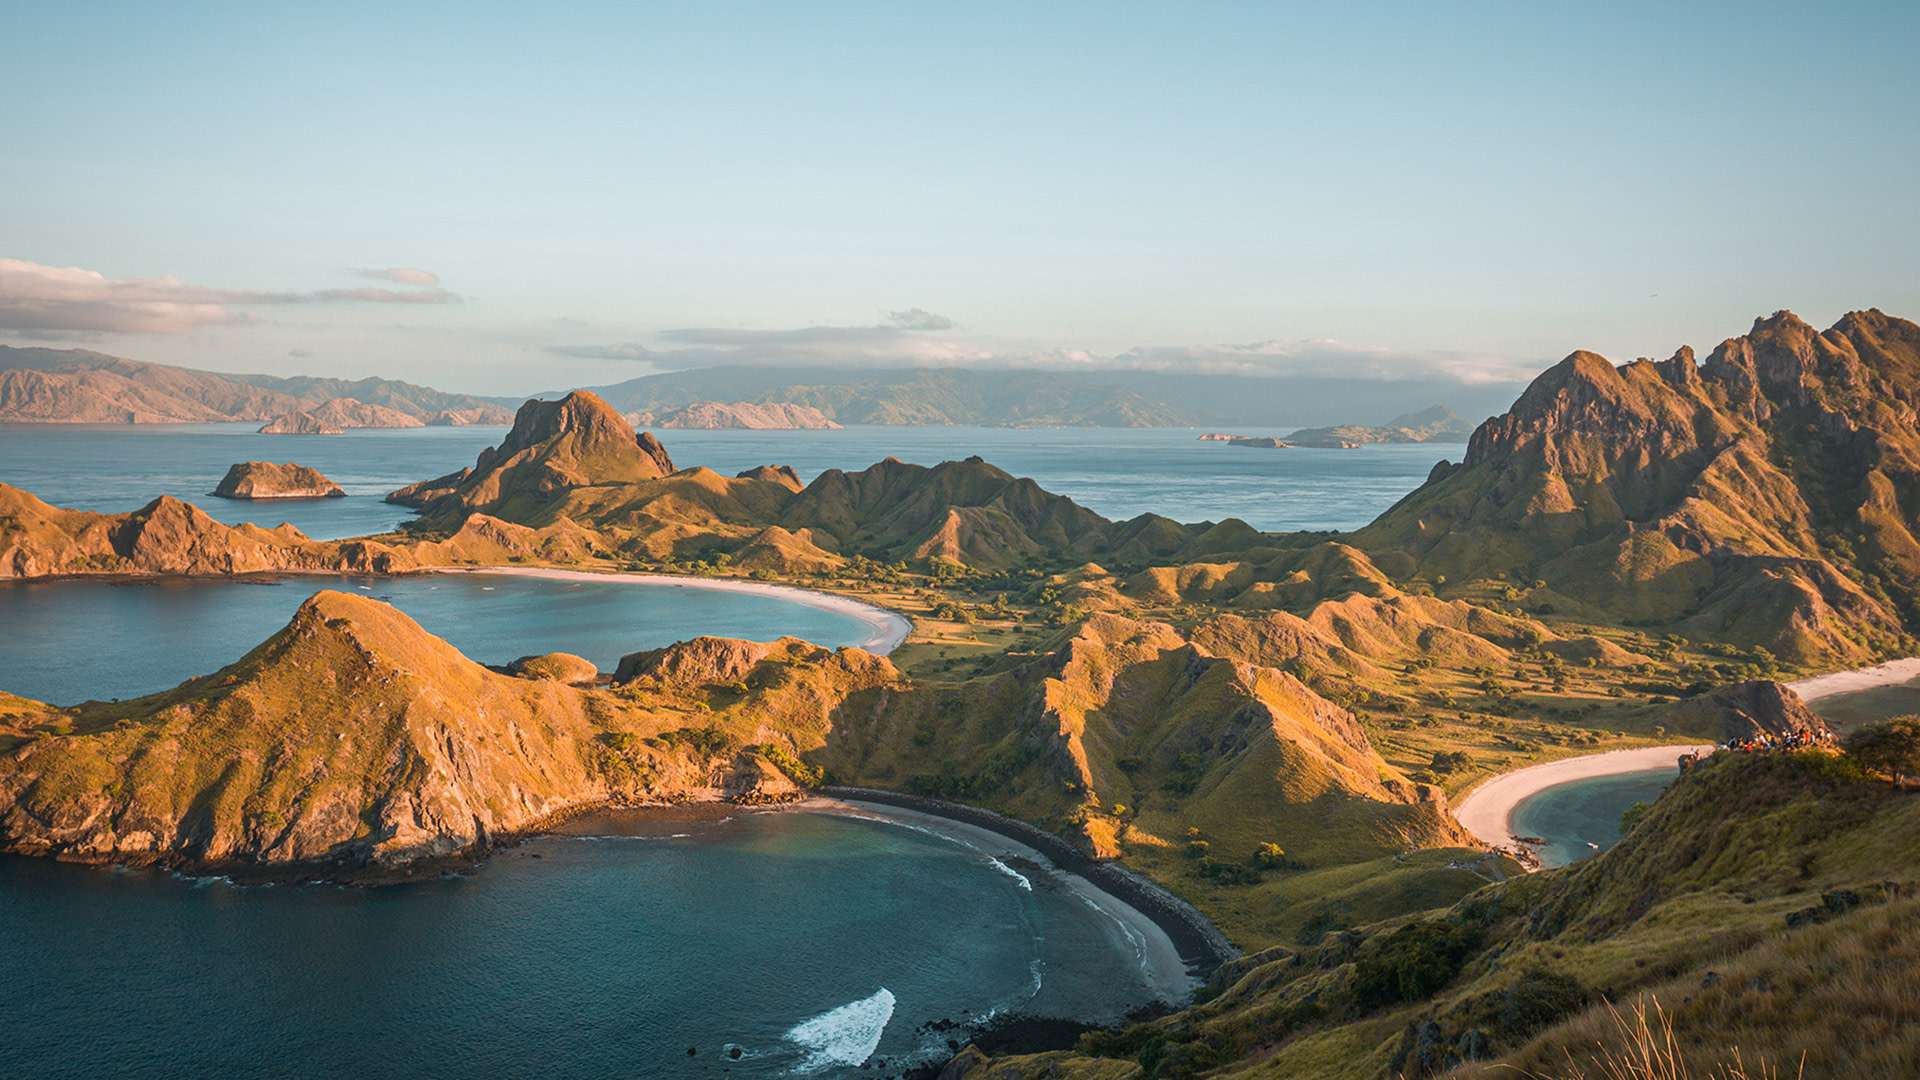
[886,307,954,331]
[545,317,1530,385]
[0,258,460,336]
[354,266,441,286]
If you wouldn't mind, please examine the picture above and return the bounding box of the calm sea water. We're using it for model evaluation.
[0,422,1461,537]
[0,810,1166,1079]
[1508,768,1678,868]
[0,572,881,705]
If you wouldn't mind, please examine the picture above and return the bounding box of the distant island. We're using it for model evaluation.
[1200,405,1473,449]
[626,400,842,430]
[259,397,427,434]
[1286,403,1472,447]
[0,347,517,427]
[211,461,346,499]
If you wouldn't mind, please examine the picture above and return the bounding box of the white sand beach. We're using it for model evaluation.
[799,797,1201,1005]
[1787,657,1920,703]
[1453,745,1715,852]
[432,566,913,655]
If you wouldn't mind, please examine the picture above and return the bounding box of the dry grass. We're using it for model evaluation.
[1486,897,1920,1080]
[1515,997,1802,1080]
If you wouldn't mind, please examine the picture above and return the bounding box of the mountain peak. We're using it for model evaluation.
[405,390,677,518]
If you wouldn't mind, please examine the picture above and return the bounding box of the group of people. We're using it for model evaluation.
[1720,727,1835,754]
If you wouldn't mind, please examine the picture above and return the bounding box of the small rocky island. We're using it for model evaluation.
[1197,433,1298,448]
[211,461,347,500]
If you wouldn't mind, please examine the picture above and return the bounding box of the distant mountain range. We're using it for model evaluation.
[560,365,1525,429]
[0,345,1522,430]
[0,347,517,426]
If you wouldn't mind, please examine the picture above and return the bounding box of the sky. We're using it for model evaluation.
[2,2,1916,395]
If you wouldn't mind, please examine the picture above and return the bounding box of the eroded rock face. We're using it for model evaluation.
[211,461,347,500]
[1361,310,1920,663]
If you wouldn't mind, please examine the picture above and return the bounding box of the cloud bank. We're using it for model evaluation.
[0,258,458,335]
[547,311,1532,385]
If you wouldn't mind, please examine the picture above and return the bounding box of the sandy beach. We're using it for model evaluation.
[1453,744,1714,852]
[798,796,1202,1005]
[1787,657,1920,703]
[432,565,913,655]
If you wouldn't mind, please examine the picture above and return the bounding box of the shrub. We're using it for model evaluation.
[1351,919,1485,1010]
[1494,967,1589,1040]
[1846,716,1920,784]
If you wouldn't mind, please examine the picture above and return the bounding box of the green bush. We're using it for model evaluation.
[1351,919,1484,1010]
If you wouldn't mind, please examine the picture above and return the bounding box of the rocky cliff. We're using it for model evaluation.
[210,461,347,500]
[1360,310,1920,664]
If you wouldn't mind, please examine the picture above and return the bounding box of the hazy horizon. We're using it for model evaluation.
[6,4,1917,396]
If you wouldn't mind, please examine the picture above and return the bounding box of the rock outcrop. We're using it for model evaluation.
[210,461,347,500]
[1662,680,1832,743]
[505,652,601,685]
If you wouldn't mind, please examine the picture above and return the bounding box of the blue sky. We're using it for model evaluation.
[3,2,1916,394]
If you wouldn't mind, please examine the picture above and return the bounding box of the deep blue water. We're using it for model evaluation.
[0,572,882,705]
[0,811,1166,1079]
[0,422,1462,537]
[1508,768,1679,868]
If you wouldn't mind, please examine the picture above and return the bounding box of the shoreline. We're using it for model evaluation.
[797,796,1201,1007]
[1787,656,1920,704]
[431,565,913,655]
[819,786,1238,976]
[1452,745,1714,854]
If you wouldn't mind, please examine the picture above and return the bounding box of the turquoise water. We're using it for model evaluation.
[0,572,881,704]
[0,422,1462,537]
[1507,768,1679,868]
[0,810,1168,1079]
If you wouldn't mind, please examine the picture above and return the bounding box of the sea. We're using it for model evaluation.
[0,421,1465,539]
[0,809,1166,1078]
[1507,768,1680,868]
[0,421,1472,1077]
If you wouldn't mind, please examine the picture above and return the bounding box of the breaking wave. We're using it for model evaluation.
[986,857,1033,891]
[786,987,895,1072]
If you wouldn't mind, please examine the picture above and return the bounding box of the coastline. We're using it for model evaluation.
[818,786,1239,976]
[431,565,913,656]
[1452,744,1714,853]
[1787,656,1920,704]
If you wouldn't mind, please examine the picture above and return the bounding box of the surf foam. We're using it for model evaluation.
[786,987,895,1072]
